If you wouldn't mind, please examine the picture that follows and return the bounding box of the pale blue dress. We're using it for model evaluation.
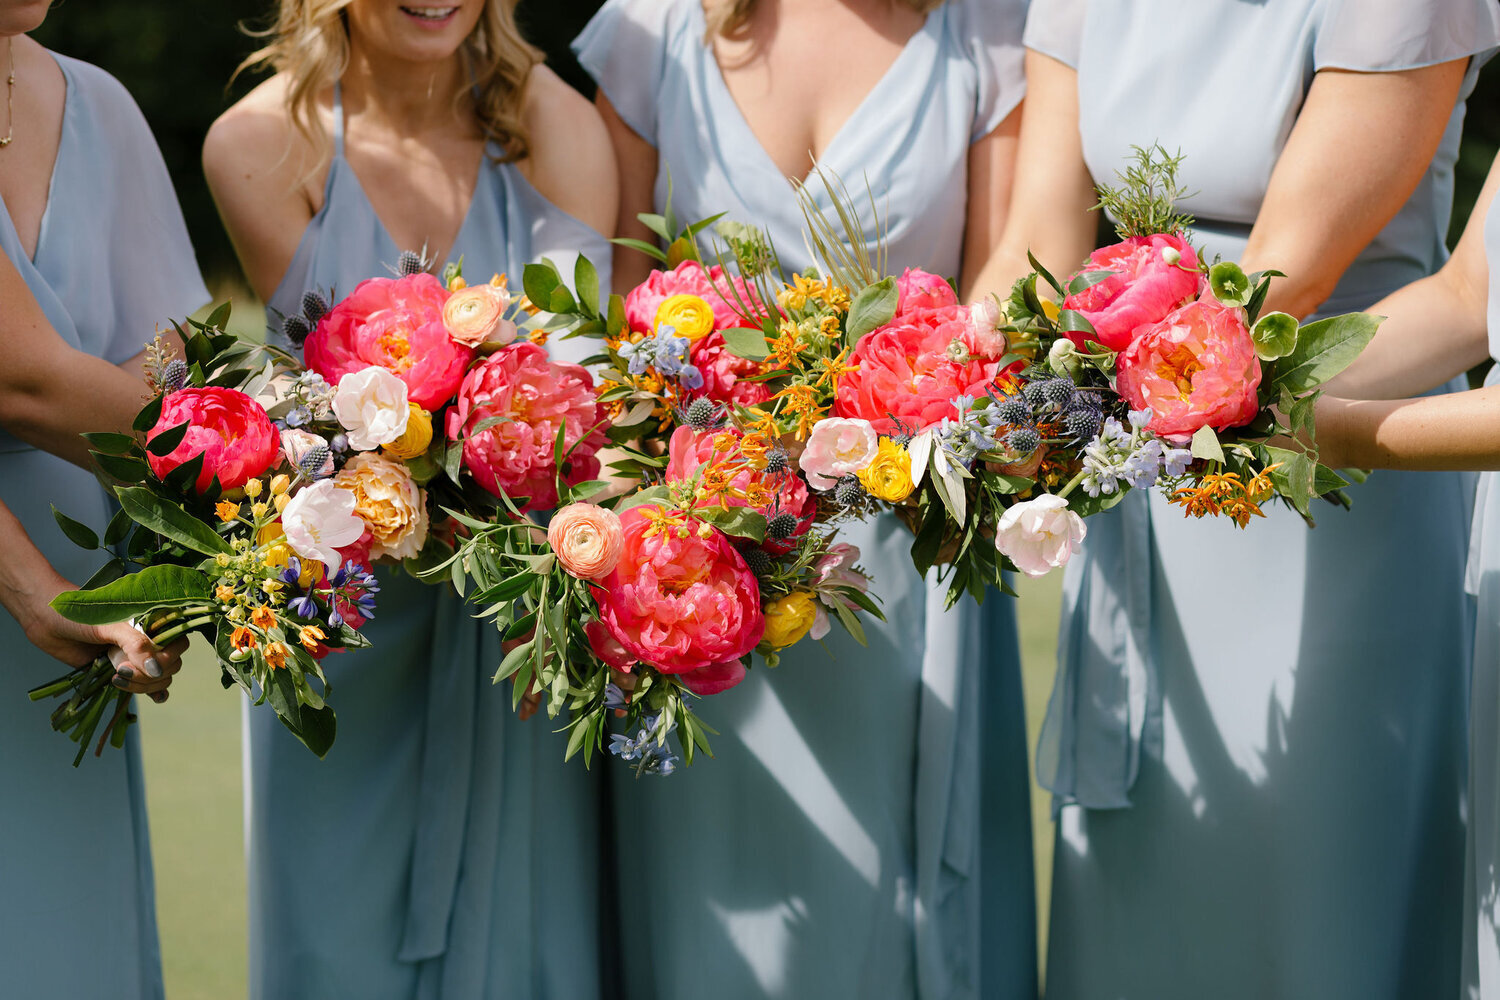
[0,52,208,1000]
[245,88,613,1000]
[1025,1,1500,996]
[577,3,1037,997]
[1463,185,1500,1000]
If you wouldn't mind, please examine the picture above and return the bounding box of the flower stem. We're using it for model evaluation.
[1056,470,1087,500]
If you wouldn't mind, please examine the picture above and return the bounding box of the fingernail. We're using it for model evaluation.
[143,657,162,679]
[116,666,134,680]
[112,676,129,690]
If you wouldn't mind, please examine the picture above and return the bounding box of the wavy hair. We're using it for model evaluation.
[704,0,943,39]
[242,0,538,161]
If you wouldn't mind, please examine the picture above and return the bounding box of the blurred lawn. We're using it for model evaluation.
[140,292,1064,996]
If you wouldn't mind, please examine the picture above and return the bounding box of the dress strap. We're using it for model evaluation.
[332,82,345,158]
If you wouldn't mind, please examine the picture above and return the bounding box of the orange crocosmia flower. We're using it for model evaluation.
[250,606,276,630]
[231,626,257,651]
[215,501,240,522]
[264,642,291,670]
[297,625,327,651]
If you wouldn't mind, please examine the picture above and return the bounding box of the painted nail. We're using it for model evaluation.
[143,657,162,679]
[116,666,134,680]
[112,675,129,690]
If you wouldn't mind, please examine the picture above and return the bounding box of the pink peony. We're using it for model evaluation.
[305,273,474,410]
[678,659,747,696]
[622,261,757,336]
[895,268,959,316]
[1061,233,1202,352]
[1115,292,1262,438]
[591,505,764,674]
[665,426,814,554]
[446,343,607,513]
[146,387,278,492]
[586,618,638,671]
[691,330,775,407]
[835,304,1017,436]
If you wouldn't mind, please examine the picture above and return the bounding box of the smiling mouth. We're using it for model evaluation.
[399,5,459,22]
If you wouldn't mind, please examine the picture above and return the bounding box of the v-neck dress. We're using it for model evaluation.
[1024,1,1500,997]
[246,87,614,1000]
[577,2,1036,997]
[0,52,207,1000]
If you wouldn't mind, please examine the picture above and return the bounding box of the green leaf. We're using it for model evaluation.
[132,395,165,434]
[1027,251,1064,296]
[548,284,577,314]
[1251,311,1299,362]
[82,431,137,455]
[719,326,771,361]
[51,564,212,625]
[575,255,601,317]
[1064,269,1114,296]
[203,301,233,332]
[1057,310,1098,336]
[665,236,698,269]
[52,507,100,551]
[282,704,336,758]
[1208,261,1251,307]
[94,451,149,484]
[1269,313,1381,395]
[636,213,672,241]
[522,262,562,311]
[610,237,668,264]
[117,487,232,555]
[144,420,190,456]
[1262,444,1316,514]
[606,293,627,339]
[845,277,898,341]
[81,557,128,591]
[1189,425,1225,463]
[697,505,767,543]
[616,485,671,512]
[493,639,535,683]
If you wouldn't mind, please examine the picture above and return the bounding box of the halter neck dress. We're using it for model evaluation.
[578,2,1037,996]
[0,51,208,1000]
[247,84,614,1000]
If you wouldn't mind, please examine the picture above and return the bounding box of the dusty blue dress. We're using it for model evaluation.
[577,2,1037,997]
[0,52,207,1000]
[246,87,613,1000]
[1463,185,1500,1000]
[1025,1,1500,996]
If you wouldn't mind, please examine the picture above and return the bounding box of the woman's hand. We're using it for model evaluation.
[18,586,188,702]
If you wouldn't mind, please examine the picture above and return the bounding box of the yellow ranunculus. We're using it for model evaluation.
[857,439,915,503]
[762,591,820,650]
[384,403,434,460]
[655,293,716,342]
[1040,298,1061,323]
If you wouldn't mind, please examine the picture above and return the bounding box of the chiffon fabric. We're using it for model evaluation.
[577,1,1037,996]
[1025,0,1500,995]
[246,86,614,1000]
[0,52,208,1000]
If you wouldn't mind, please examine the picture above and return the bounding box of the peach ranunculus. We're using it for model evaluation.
[1115,291,1262,439]
[445,343,607,513]
[834,303,1015,436]
[333,452,429,561]
[895,268,959,316]
[442,282,516,348]
[665,426,814,554]
[1061,233,1203,352]
[548,503,625,580]
[590,505,764,675]
[146,387,279,492]
[305,273,474,410]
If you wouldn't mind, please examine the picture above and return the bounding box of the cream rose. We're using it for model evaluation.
[443,283,516,348]
[332,365,410,451]
[333,452,429,560]
[279,479,367,568]
[547,503,624,580]
[799,417,879,490]
[994,494,1086,577]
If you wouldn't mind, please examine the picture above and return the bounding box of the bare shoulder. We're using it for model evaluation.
[203,75,325,204]
[517,65,619,236]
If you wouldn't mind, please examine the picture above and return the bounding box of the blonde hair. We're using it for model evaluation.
[243,0,539,161]
[704,0,943,39]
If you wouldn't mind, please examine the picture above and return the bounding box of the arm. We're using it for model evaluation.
[966,51,1098,302]
[957,104,1022,299]
[0,499,184,693]
[519,67,620,242]
[596,91,661,294]
[1318,389,1500,471]
[1323,152,1500,400]
[1240,60,1471,320]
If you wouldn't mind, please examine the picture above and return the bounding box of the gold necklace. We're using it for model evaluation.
[0,38,14,149]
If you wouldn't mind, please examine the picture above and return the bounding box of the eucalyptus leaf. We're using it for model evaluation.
[144,420,190,457]
[574,256,601,317]
[522,262,562,310]
[719,326,771,361]
[82,431,137,456]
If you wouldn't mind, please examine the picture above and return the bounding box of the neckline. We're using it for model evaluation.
[0,49,70,267]
[692,2,940,189]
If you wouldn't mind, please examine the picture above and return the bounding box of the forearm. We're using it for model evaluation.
[0,361,145,468]
[0,498,67,634]
[1320,388,1500,471]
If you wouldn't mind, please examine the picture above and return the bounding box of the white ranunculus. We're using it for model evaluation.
[799,417,879,490]
[332,366,410,451]
[994,494,1087,578]
[280,480,367,568]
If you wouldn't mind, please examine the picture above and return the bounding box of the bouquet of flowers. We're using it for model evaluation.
[32,252,606,763]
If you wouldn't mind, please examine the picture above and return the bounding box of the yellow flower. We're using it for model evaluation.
[857,439,915,503]
[264,642,291,670]
[215,501,240,523]
[215,584,237,603]
[1040,298,1061,323]
[244,479,264,499]
[297,625,327,651]
[655,294,716,342]
[274,493,291,514]
[251,606,276,630]
[383,403,434,460]
[270,474,292,496]
[448,275,467,291]
[762,592,819,650]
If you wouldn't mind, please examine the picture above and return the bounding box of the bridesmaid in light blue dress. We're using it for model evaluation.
[577,1,1037,996]
[0,26,206,1000]
[204,4,617,997]
[969,0,1500,995]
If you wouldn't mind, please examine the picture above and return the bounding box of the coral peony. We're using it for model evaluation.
[446,343,607,512]
[146,387,278,492]
[1061,233,1202,352]
[548,503,625,580]
[586,618,638,671]
[665,426,813,554]
[591,506,764,674]
[678,659,747,696]
[834,303,1013,435]
[1115,292,1262,438]
[895,268,959,315]
[690,330,774,407]
[333,452,429,561]
[305,273,474,410]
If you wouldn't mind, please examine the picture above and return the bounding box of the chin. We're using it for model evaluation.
[347,1,486,63]
[0,0,54,36]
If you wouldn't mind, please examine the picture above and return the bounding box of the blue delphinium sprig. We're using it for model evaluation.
[1079,409,1192,497]
[620,325,705,391]
[609,713,680,777]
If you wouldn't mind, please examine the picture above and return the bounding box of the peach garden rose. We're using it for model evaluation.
[548,503,625,581]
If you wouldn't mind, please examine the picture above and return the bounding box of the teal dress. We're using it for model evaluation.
[1463,183,1500,999]
[246,88,614,1000]
[1025,1,1500,996]
[577,2,1037,997]
[0,52,208,1000]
